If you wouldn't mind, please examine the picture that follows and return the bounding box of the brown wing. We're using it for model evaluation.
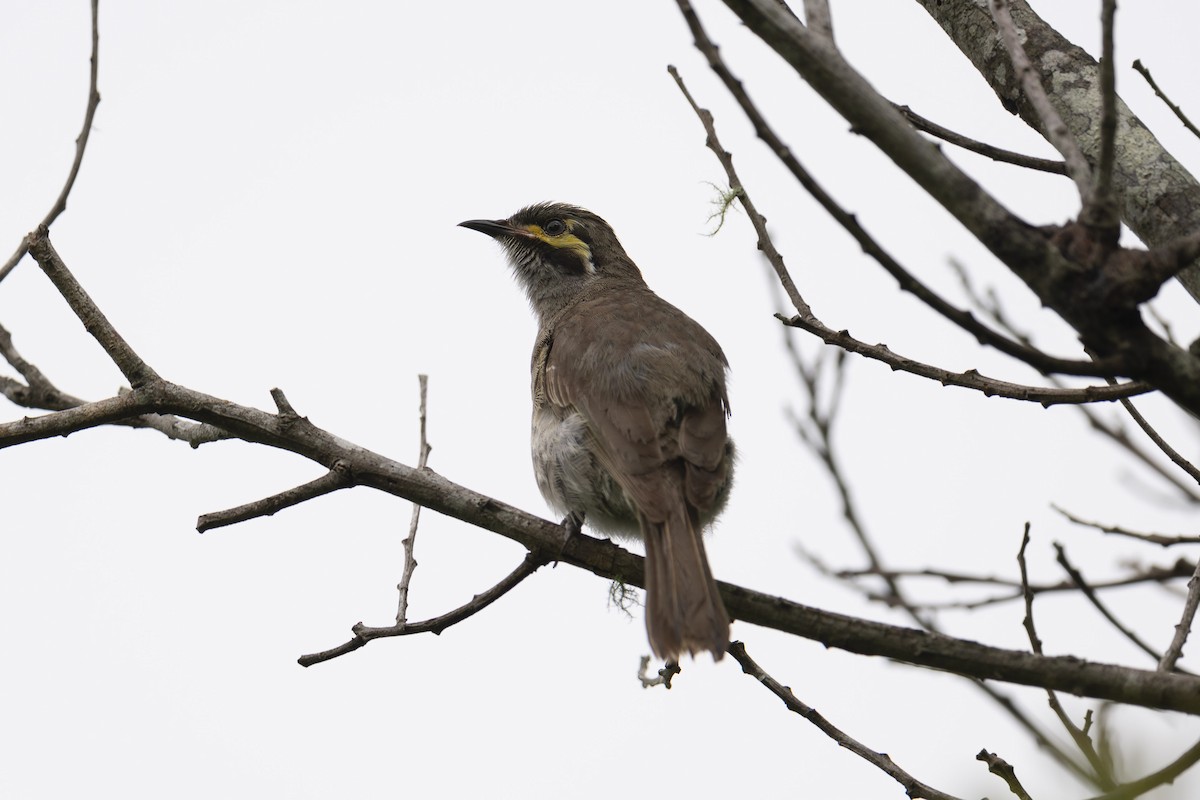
[540,286,729,522]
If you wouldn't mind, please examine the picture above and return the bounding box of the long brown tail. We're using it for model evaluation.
[641,504,730,661]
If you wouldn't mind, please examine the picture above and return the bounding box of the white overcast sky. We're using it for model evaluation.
[4,2,1200,798]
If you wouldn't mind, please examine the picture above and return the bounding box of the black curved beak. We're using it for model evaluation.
[458,218,518,239]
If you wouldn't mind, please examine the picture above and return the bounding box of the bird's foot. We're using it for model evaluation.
[552,511,584,565]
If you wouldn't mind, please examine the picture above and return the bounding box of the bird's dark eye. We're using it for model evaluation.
[543,219,567,236]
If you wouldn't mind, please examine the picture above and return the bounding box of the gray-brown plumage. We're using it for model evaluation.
[460,202,733,661]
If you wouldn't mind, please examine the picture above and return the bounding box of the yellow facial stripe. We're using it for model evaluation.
[519,222,594,270]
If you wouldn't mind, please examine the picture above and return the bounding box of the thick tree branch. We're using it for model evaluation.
[677,0,1125,380]
[916,0,1200,302]
[718,0,1200,419]
[801,0,832,41]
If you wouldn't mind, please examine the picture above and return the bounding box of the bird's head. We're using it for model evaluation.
[460,202,645,317]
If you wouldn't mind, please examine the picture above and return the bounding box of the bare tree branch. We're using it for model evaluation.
[721,0,1200,417]
[1109,378,1200,487]
[728,641,963,800]
[915,0,1200,303]
[4,234,1200,708]
[801,0,833,41]
[1054,506,1200,547]
[976,750,1034,800]
[989,0,1092,200]
[895,104,1067,174]
[1085,0,1120,235]
[1132,58,1200,141]
[950,261,1200,503]
[1159,560,1200,672]
[637,656,681,689]
[397,374,432,625]
[299,551,549,667]
[1020,526,1117,789]
[667,51,1146,406]
[196,461,354,533]
[26,229,158,388]
[1085,737,1200,800]
[0,0,101,284]
[1054,542,1176,669]
[678,0,1130,381]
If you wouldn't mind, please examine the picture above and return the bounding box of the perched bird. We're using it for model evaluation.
[460,202,733,661]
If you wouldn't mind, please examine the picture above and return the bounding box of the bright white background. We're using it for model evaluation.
[3,2,1200,797]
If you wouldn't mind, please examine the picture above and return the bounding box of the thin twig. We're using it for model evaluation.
[728,642,963,800]
[1084,0,1120,235]
[196,461,353,533]
[990,0,1092,200]
[1085,737,1200,800]
[777,312,1144,405]
[397,374,432,625]
[0,0,102,283]
[976,750,1033,800]
[299,551,548,666]
[1017,524,1043,654]
[1019,526,1116,789]
[830,560,1196,611]
[1110,379,1200,487]
[637,656,681,689]
[950,260,1200,503]
[1159,559,1200,672]
[896,104,1067,174]
[1132,59,1200,141]
[783,345,927,623]
[1054,542,1175,668]
[1054,505,1200,547]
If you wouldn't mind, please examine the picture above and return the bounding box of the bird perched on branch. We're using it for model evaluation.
[460,202,733,661]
